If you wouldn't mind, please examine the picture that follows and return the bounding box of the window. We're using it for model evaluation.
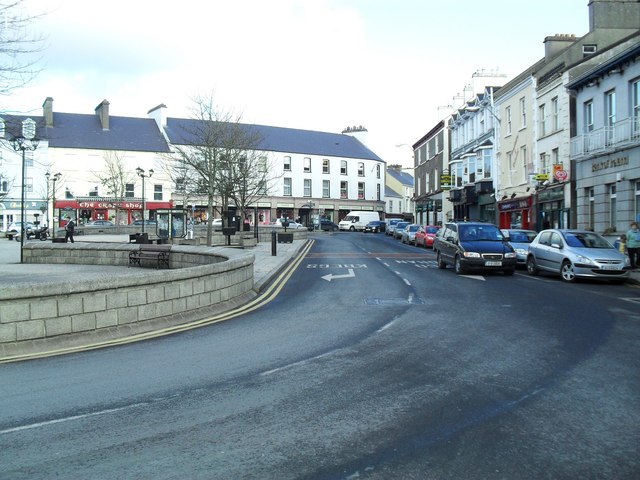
[25,177,33,192]
[284,156,291,171]
[24,151,34,167]
[521,145,528,182]
[340,160,347,175]
[584,101,594,132]
[481,149,492,179]
[154,184,162,201]
[539,104,547,137]
[303,157,311,173]
[506,106,512,135]
[340,181,348,199]
[322,159,330,174]
[358,182,365,200]
[583,44,597,57]
[376,164,381,179]
[303,179,311,197]
[388,200,394,213]
[322,179,330,198]
[358,162,365,176]
[467,155,476,183]
[125,183,134,198]
[587,187,595,229]
[258,156,267,173]
[551,97,559,132]
[376,183,381,201]
[609,184,617,228]
[89,186,98,197]
[605,90,616,127]
[0,180,7,193]
[283,178,291,196]
[519,97,526,128]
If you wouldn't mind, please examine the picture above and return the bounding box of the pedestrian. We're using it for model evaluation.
[614,233,627,255]
[64,216,75,243]
[626,222,640,269]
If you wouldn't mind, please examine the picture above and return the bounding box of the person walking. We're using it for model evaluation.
[64,216,75,243]
[626,222,640,269]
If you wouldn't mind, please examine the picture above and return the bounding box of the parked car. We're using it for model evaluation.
[433,221,516,275]
[400,224,420,244]
[501,229,537,267]
[364,220,386,233]
[129,220,157,226]
[211,218,223,231]
[272,218,304,229]
[385,219,401,236]
[526,229,631,283]
[415,225,440,248]
[85,220,114,227]
[317,219,339,231]
[5,222,34,240]
[393,221,410,239]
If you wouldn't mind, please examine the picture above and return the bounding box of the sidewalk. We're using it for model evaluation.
[0,235,307,291]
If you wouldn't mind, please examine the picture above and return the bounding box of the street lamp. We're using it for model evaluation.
[12,118,39,264]
[136,167,154,234]
[45,172,62,239]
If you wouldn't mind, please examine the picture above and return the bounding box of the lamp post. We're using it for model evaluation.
[45,172,62,239]
[136,167,154,234]
[12,119,39,264]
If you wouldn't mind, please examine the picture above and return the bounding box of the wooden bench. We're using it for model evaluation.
[128,244,171,269]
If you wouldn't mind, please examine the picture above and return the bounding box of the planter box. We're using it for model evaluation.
[278,233,293,243]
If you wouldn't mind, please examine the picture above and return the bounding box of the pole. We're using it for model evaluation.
[141,176,146,234]
[20,148,26,263]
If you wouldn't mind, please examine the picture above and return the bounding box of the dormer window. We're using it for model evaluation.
[583,44,597,57]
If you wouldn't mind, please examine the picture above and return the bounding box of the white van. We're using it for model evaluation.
[338,211,380,231]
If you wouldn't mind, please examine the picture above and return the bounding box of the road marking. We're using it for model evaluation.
[322,268,355,282]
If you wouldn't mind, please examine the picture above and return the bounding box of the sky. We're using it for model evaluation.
[8,0,590,168]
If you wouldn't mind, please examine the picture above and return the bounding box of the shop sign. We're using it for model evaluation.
[78,200,142,209]
[534,173,549,182]
[553,164,569,182]
[498,198,531,212]
[592,156,628,172]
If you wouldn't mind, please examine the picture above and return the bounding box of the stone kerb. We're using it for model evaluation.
[0,243,255,350]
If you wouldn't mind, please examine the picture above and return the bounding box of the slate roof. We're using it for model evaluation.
[386,168,414,186]
[1,112,171,153]
[164,118,384,162]
[385,186,401,198]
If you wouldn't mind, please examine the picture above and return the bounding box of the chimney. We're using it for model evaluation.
[42,97,54,127]
[95,99,110,130]
[543,34,578,61]
[147,103,167,129]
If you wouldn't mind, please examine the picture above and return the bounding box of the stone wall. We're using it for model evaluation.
[0,243,254,348]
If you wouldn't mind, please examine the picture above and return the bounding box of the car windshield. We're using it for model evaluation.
[425,227,439,234]
[408,225,419,232]
[459,225,503,241]
[564,232,612,249]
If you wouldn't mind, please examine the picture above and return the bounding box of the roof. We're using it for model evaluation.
[164,118,384,161]
[0,112,172,153]
[385,186,401,198]
[386,168,414,186]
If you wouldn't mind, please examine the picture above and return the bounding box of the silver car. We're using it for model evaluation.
[501,229,537,267]
[526,229,631,283]
[400,224,420,244]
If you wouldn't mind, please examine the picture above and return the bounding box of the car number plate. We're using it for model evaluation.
[600,265,619,270]
[485,261,502,266]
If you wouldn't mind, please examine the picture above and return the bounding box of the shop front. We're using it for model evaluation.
[498,196,533,230]
[535,186,568,230]
[55,198,173,226]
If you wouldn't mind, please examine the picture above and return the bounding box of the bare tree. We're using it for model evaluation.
[94,151,134,226]
[0,0,46,97]
[170,94,270,245]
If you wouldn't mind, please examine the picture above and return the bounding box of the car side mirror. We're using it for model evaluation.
[446,236,455,242]
[551,242,562,249]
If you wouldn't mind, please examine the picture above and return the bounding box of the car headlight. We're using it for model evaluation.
[463,251,481,258]
[514,248,527,256]
[575,255,595,265]
[504,252,517,258]
[624,256,631,267]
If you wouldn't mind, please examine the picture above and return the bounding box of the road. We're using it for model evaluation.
[1,232,639,479]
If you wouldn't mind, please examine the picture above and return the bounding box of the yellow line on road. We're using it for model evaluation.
[0,240,315,364]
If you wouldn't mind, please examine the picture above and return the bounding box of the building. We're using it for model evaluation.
[385,165,414,220]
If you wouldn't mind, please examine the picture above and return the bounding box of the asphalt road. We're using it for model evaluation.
[1,232,639,479]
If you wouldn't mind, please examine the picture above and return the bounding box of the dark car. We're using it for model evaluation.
[318,219,339,231]
[129,220,157,226]
[363,220,386,233]
[433,221,516,275]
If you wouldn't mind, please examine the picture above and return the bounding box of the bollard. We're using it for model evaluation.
[271,229,277,256]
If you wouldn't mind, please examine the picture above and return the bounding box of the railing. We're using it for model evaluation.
[571,116,640,158]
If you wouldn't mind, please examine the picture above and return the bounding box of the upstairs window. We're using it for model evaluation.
[358,162,365,176]
[154,184,162,201]
[283,156,291,171]
[125,183,134,198]
[303,157,311,173]
[322,159,330,174]
[340,160,347,175]
[283,178,292,196]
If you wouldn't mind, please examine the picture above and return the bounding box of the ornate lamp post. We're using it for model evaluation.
[136,167,154,234]
[45,171,62,239]
[12,118,39,264]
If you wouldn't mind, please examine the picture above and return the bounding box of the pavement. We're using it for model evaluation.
[0,234,309,292]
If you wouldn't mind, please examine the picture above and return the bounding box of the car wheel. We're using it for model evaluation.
[436,251,447,269]
[503,268,515,276]
[349,226,355,232]
[526,256,539,275]
[454,255,465,275]
[333,226,338,232]
[560,260,576,283]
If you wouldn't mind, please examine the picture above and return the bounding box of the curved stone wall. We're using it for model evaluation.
[0,243,255,348]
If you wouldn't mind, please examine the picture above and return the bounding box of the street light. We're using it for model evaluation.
[12,118,39,264]
[45,171,62,239]
[136,167,154,234]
